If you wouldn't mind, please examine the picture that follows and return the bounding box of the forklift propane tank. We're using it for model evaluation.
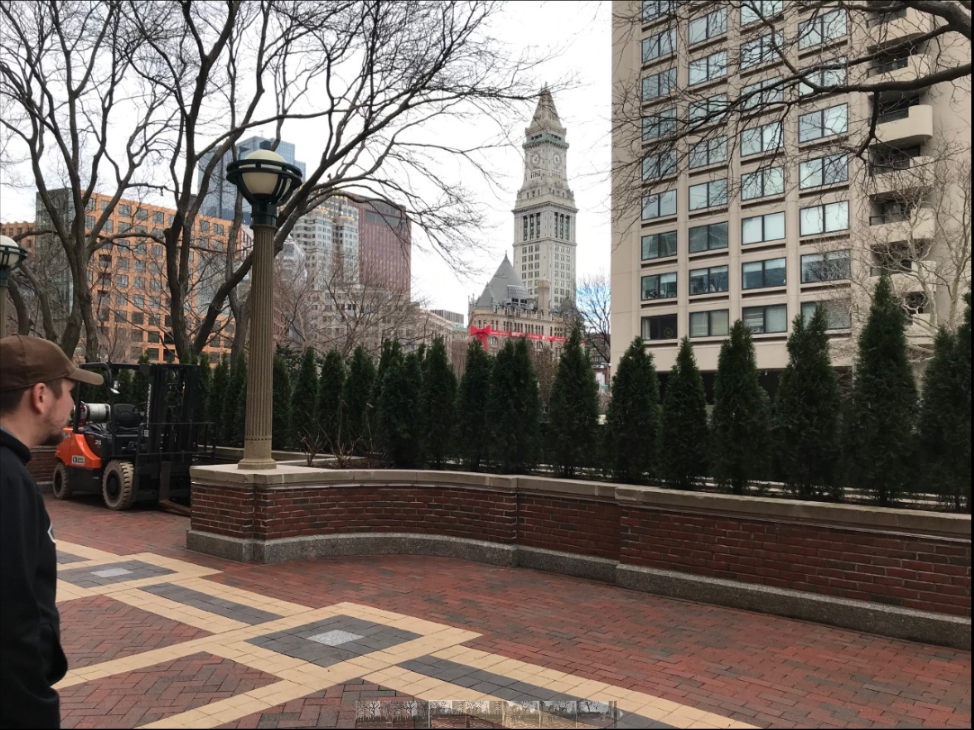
[80,402,112,424]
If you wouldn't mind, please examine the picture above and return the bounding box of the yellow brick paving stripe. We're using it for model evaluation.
[138,680,312,729]
[108,588,250,634]
[429,646,756,730]
[56,540,122,563]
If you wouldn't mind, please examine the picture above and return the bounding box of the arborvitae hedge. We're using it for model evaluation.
[196,352,212,426]
[547,326,600,477]
[344,346,376,454]
[487,338,541,474]
[604,337,660,484]
[225,357,247,447]
[711,320,771,494]
[660,338,709,489]
[774,307,842,500]
[210,353,230,443]
[291,348,320,451]
[846,275,918,506]
[271,354,292,451]
[317,350,346,454]
[422,337,458,469]
[455,340,493,471]
[376,348,424,467]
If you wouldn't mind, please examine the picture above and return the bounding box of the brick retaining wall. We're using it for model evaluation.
[189,466,971,645]
[28,446,58,487]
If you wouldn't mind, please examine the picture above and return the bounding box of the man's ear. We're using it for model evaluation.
[28,382,49,413]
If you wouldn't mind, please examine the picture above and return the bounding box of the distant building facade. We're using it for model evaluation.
[351,197,411,295]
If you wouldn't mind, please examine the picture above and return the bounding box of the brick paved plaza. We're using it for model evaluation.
[49,495,970,729]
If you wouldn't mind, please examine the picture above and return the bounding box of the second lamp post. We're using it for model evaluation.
[226,146,302,469]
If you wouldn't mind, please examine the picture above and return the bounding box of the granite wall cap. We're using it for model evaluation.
[191,463,326,486]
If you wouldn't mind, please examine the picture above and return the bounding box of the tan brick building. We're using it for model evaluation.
[611,1,972,386]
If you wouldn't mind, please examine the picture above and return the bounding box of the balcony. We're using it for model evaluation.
[875,104,933,147]
[869,207,935,241]
[867,7,932,48]
[868,155,935,196]
[868,53,930,85]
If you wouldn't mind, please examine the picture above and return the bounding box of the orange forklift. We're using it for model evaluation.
[53,361,215,512]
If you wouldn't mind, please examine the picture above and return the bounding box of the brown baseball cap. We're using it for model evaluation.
[0,335,104,391]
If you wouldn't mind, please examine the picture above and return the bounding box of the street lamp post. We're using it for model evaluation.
[226,147,302,469]
[0,235,29,338]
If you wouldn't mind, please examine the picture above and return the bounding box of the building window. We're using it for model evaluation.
[103,219,114,233]
[135,208,148,221]
[134,276,145,290]
[688,94,729,124]
[199,220,210,233]
[689,265,729,295]
[742,257,786,289]
[741,167,784,200]
[118,203,132,217]
[689,137,728,169]
[131,311,144,326]
[799,9,847,49]
[689,221,729,253]
[132,294,144,308]
[135,259,146,272]
[802,301,852,329]
[643,108,677,140]
[116,257,129,270]
[643,150,678,180]
[148,332,161,344]
[689,51,727,86]
[741,31,784,70]
[642,28,676,63]
[741,0,782,26]
[799,58,847,96]
[641,0,675,22]
[742,211,785,244]
[741,121,783,157]
[642,230,678,260]
[800,201,849,235]
[801,250,851,283]
[119,221,131,233]
[150,279,161,292]
[799,103,848,142]
[642,67,677,100]
[152,244,163,258]
[116,274,129,288]
[690,309,730,337]
[152,211,164,224]
[641,272,678,300]
[743,304,788,333]
[689,8,727,45]
[642,313,678,341]
[641,190,677,220]
[741,77,783,111]
[800,154,848,189]
[688,179,728,210]
[135,241,147,254]
[523,216,528,241]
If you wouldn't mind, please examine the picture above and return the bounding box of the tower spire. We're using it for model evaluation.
[526,87,566,138]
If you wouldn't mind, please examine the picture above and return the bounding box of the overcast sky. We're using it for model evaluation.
[0,1,611,320]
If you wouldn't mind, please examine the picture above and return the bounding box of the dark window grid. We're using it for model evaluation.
[642,108,678,140]
[741,122,783,157]
[802,301,852,329]
[689,8,727,45]
[688,94,730,125]
[740,77,784,111]
[643,150,678,180]
[642,313,679,341]
[689,222,729,252]
[801,251,851,283]
[690,309,730,337]
[689,51,727,86]
[642,68,678,100]
[741,167,784,201]
[743,304,788,334]
[741,31,784,70]
[642,28,676,63]
[742,212,785,244]
[798,10,847,50]
[641,272,678,300]
[742,258,786,289]
[689,137,728,168]
[800,154,849,189]
[799,104,848,142]
[689,179,728,210]
[689,265,729,295]
[641,230,678,260]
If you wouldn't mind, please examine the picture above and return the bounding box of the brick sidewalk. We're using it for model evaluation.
[45,496,970,729]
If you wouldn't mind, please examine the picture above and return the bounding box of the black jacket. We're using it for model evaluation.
[0,429,67,729]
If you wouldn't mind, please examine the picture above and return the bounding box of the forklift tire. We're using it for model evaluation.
[52,462,73,500]
[102,460,135,511]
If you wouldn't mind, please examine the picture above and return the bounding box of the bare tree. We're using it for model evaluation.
[3,1,549,362]
[563,271,611,363]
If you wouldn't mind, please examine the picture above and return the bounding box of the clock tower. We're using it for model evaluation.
[513,89,578,310]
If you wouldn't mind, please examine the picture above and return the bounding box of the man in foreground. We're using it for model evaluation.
[0,335,103,729]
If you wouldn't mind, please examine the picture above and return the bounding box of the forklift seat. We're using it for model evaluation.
[113,404,142,430]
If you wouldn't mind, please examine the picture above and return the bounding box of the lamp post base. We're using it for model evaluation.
[237,458,278,471]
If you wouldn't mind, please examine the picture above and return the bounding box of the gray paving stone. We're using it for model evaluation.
[58,560,175,588]
[139,582,283,625]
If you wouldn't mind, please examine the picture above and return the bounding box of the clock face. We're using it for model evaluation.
[553,154,561,165]
[531,153,541,165]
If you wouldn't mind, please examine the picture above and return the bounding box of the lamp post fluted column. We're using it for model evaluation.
[226,146,303,471]
[238,219,276,469]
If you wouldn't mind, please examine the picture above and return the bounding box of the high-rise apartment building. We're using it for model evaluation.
[513,90,578,310]
[24,190,240,363]
[197,136,307,224]
[352,197,412,295]
[612,1,971,388]
[291,195,361,289]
